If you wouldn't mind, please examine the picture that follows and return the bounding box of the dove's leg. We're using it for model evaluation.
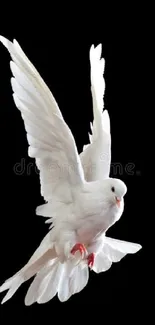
[87,253,95,268]
[86,237,104,268]
[71,243,87,259]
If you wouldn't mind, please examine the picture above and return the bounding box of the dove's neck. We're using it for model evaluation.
[82,180,104,193]
[81,180,124,227]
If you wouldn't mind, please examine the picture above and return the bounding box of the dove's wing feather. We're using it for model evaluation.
[0,36,84,204]
[1,37,62,118]
[80,44,111,181]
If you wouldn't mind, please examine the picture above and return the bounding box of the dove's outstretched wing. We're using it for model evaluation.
[0,36,85,203]
[80,44,111,181]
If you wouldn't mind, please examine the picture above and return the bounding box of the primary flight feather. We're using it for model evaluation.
[0,36,142,305]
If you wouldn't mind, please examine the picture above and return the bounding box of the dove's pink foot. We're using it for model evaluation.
[87,253,95,268]
[71,243,86,258]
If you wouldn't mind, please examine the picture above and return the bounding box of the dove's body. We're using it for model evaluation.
[0,36,141,305]
[43,179,125,256]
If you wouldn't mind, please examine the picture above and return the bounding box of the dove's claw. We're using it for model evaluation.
[71,243,86,259]
[87,253,95,268]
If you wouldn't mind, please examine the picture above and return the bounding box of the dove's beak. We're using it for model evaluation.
[115,196,121,207]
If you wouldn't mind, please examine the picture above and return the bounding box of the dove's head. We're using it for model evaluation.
[104,178,127,208]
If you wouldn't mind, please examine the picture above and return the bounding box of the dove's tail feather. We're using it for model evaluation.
[25,258,88,305]
[0,243,89,305]
[0,258,89,305]
[92,236,142,273]
[0,235,141,305]
[0,247,57,304]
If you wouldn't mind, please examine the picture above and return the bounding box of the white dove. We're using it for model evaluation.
[0,36,142,305]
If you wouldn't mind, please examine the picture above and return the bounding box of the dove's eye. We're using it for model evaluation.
[111,186,115,192]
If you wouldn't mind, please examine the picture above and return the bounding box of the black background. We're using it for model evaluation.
[0,20,145,319]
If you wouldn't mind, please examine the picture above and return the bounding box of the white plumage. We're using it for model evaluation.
[0,36,142,305]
